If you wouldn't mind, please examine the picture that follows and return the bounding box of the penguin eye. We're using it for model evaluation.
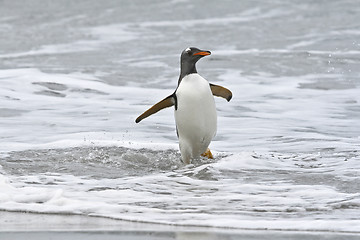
[185,47,192,55]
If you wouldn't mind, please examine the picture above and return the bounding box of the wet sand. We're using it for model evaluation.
[1,211,359,240]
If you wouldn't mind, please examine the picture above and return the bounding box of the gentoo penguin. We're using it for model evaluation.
[135,47,232,164]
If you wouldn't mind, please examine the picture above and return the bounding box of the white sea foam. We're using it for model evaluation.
[129,61,169,68]
[1,154,360,232]
[138,8,289,28]
[0,68,177,152]
[0,66,359,232]
[0,24,137,59]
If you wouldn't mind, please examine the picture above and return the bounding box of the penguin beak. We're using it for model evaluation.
[193,50,211,56]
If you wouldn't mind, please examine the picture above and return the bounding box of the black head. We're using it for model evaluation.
[179,47,211,82]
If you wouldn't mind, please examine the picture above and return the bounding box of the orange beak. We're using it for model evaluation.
[193,51,211,56]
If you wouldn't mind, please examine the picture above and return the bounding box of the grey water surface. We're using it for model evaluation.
[0,0,360,234]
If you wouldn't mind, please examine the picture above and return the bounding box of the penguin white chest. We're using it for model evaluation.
[174,73,217,163]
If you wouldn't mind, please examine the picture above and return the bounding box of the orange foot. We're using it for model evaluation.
[201,148,214,159]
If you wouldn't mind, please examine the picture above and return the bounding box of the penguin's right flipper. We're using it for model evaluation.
[135,94,175,123]
[210,83,232,102]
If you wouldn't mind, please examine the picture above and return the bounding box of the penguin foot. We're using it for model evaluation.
[201,148,213,159]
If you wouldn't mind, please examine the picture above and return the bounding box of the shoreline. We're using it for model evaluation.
[1,211,360,240]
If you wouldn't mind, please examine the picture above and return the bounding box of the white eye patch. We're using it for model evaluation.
[185,47,191,53]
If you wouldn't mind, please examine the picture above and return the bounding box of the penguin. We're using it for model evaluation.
[135,47,232,164]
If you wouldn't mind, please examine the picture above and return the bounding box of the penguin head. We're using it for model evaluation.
[179,47,211,79]
[181,47,211,64]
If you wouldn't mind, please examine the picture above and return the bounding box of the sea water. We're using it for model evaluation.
[1,0,360,233]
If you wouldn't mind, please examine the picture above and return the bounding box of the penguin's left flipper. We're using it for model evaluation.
[135,94,175,123]
[210,83,232,102]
